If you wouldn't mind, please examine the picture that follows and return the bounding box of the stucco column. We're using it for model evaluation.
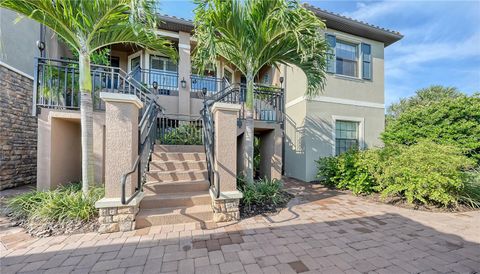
[259,125,283,180]
[178,31,191,115]
[210,102,243,222]
[95,92,143,233]
[100,92,142,198]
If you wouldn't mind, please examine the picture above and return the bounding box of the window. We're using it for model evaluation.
[362,43,372,80]
[130,56,140,71]
[150,55,177,72]
[325,34,372,79]
[223,68,233,84]
[335,41,358,77]
[335,120,359,155]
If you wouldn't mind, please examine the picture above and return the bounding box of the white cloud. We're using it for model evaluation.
[343,1,405,22]
[386,31,480,79]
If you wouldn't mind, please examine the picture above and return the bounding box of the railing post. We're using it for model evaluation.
[210,102,243,222]
[95,92,144,233]
[32,58,39,116]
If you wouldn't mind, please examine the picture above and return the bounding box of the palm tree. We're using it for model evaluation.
[0,0,177,196]
[193,0,328,184]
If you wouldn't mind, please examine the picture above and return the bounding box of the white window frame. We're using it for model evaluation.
[127,51,143,73]
[326,32,364,80]
[223,66,234,84]
[145,50,177,73]
[331,115,365,156]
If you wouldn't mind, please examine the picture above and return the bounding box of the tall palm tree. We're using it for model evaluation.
[193,0,328,184]
[1,0,177,196]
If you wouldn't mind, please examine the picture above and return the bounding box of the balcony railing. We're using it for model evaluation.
[130,66,178,95]
[205,83,284,123]
[190,75,227,97]
[33,58,154,115]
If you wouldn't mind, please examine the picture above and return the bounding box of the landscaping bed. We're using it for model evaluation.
[316,88,480,212]
[5,183,103,237]
[238,177,294,218]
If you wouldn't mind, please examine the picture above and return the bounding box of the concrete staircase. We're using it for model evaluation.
[136,145,213,228]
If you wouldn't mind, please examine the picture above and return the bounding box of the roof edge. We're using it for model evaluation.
[305,4,403,47]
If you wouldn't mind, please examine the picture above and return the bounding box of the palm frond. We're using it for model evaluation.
[1,0,176,59]
[192,0,328,96]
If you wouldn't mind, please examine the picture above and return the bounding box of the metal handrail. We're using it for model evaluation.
[200,81,285,198]
[120,100,161,204]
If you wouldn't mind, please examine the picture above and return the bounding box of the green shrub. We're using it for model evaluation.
[376,141,475,207]
[161,124,202,145]
[238,177,287,208]
[315,156,338,187]
[382,93,480,164]
[458,170,480,208]
[316,149,380,195]
[8,183,104,222]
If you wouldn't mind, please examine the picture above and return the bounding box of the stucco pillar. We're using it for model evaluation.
[95,92,144,233]
[259,125,283,180]
[178,31,191,115]
[210,102,243,222]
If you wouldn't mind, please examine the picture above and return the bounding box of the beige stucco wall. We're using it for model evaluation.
[37,109,105,191]
[283,28,386,182]
[284,100,307,180]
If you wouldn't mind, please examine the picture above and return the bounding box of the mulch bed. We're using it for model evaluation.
[239,191,294,218]
[6,214,99,238]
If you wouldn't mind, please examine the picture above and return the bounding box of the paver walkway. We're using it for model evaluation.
[1,178,479,273]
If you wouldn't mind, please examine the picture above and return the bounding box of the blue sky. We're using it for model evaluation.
[159,0,480,106]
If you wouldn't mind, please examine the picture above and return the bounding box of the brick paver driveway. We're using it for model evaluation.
[1,178,479,273]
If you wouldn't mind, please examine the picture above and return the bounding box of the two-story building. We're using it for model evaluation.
[0,4,402,231]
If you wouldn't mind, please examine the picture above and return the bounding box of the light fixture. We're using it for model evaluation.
[181,78,187,88]
[279,76,284,84]
[152,81,158,90]
[202,87,208,97]
[36,40,45,51]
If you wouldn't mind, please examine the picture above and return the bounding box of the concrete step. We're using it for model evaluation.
[135,205,213,228]
[152,152,206,161]
[149,160,207,172]
[143,180,210,194]
[154,145,205,153]
[146,170,208,182]
[140,192,211,208]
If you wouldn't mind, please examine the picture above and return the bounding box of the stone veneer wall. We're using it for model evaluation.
[0,64,37,190]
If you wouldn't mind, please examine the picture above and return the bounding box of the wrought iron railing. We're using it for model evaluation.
[32,57,154,115]
[129,66,178,95]
[190,75,227,96]
[121,100,161,204]
[205,83,284,123]
[157,113,203,145]
[201,101,218,197]
[200,82,284,198]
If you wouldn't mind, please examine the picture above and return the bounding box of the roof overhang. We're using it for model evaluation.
[305,4,403,47]
[155,5,403,47]
[157,15,194,33]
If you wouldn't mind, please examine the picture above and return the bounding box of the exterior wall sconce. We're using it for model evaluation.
[152,81,158,90]
[202,87,208,97]
[181,78,187,88]
[279,76,284,85]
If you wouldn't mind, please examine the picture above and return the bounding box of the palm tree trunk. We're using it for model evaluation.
[79,53,94,196]
[244,72,255,184]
